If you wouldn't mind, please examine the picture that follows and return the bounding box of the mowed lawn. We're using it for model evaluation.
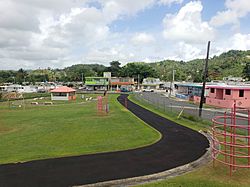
[0,94,160,164]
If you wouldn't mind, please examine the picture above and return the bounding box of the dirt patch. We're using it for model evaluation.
[0,126,13,134]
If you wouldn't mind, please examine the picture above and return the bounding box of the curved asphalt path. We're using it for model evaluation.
[0,94,209,187]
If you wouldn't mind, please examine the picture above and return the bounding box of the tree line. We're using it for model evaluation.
[0,50,249,84]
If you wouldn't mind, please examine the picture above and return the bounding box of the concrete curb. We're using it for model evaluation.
[75,132,212,187]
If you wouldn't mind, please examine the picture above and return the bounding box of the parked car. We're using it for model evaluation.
[142,89,154,92]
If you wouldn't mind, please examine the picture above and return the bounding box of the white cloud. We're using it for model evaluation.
[0,0,161,70]
[170,42,203,61]
[0,0,249,70]
[83,46,136,66]
[231,33,250,50]
[158,0,183,6]
[131,33,155,45]
[100,0,156,17]
[210,0,250,27]
[0,0,39,32]
[162,1,215,44]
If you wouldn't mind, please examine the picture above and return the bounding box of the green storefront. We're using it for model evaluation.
[85,77,109,91]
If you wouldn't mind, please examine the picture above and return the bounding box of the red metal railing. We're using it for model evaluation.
[211,101,250,176]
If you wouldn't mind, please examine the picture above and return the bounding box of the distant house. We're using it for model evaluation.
[23,86,38,93]
[110,77,134,92]
[6,84,24,93]
[50,86,76,101]
[0,86,7,92]
[141,78,163,91]
[85,77,109,91]
[206,85,250,108]
[223,76,244,82]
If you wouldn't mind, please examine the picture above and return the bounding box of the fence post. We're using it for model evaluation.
[164,99,166,112]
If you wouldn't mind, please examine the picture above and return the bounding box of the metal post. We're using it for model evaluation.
[213,120,215,168]
[199,41,210,117]
[224,112,227,163]
[248,109,250,167]
[233,101,236,171]
[230,106,233,176]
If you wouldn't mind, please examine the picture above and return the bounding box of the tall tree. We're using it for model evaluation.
[243,62,250,80]
[16,68,27,84]
[106,61,121,77]
[120,62,158,83]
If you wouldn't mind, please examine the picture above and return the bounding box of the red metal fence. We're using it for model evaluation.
[211,102,250,176]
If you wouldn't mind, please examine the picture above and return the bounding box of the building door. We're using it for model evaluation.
[216,89,223,99]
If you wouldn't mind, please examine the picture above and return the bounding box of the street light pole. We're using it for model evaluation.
[199,41,210,117]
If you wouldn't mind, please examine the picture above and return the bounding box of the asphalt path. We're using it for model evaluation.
[0,94,209,187]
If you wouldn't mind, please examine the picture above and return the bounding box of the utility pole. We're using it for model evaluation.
[199,41,210,117]
[137,74,140,90]
[169,68,175,97]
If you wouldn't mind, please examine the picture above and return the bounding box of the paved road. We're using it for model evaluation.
[0,95,209,187]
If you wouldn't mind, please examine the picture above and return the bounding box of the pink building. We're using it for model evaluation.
[206,85,250,108]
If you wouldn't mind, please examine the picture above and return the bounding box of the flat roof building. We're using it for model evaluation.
[206,85,250,108]
[85,77,109,91]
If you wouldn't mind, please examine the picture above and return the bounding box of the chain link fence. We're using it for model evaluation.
[133,92,223,122]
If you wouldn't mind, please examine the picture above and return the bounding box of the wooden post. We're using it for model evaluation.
[199,41,210,117]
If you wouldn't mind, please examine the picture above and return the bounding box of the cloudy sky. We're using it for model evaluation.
[0,0,250,70]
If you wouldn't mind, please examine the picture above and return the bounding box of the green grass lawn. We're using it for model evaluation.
[0,94,160,164]
[129,94,250,187]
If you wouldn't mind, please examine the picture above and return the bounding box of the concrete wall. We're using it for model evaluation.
[207,88,250,108]
[206,97,250,108]
[193,96,201,104]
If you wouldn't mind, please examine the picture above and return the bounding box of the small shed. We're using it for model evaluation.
[50,86,76,101]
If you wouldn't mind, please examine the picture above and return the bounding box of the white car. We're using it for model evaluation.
[142,89,154,92]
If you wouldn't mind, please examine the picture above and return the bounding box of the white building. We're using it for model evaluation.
[6,84,24,93]
[0,86,7,92]
[141,78,163,91]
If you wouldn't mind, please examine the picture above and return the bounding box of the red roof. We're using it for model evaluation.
[50,86,76,93]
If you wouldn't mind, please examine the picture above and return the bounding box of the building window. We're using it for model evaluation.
[210,88,215,93]
[239,90,244,97]
[225,89,231,95]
